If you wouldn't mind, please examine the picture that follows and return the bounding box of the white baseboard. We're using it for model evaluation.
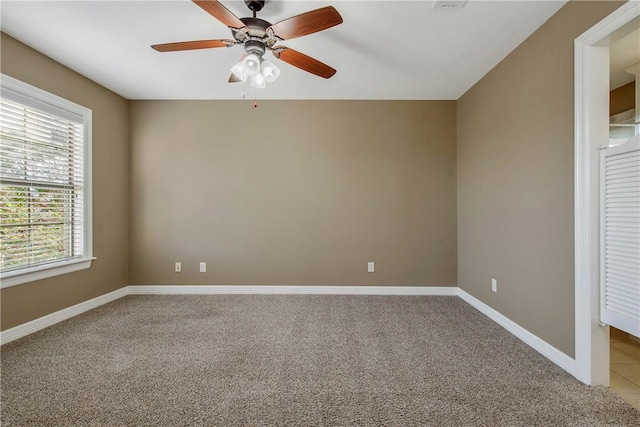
[128,285,459,296]
[0,287,128,345]
[457,288,577,378]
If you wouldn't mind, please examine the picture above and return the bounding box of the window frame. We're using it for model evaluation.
[1,74,93,288]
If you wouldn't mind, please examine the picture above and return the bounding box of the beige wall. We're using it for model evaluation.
[0,34,129,330]
[129,100,457,287]
[457,1,624,357]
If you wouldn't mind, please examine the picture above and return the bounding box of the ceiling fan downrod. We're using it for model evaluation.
[244,0,265,18]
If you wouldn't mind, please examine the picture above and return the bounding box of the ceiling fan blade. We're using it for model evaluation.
[273,47,336,79]
[268,6,343,41]
[192,0,246,29]
[152,39,235,52]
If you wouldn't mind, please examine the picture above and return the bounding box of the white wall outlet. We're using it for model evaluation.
[491,278,497,293]
[199,262,207,273]
[368,262,375,273]
[175,262,182,273]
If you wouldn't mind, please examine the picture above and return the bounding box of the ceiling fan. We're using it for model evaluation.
[152,0,343,88]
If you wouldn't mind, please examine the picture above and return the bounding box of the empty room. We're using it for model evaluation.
[1,0,639,425]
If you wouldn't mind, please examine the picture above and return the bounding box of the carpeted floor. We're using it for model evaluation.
[1,295,639,426]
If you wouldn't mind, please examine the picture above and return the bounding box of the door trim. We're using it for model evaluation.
[574,1,640,385]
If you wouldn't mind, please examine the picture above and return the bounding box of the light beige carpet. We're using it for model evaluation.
[1,295,639,426]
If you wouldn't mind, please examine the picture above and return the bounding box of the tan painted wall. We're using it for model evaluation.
[0,34,129,330]
[129,100,457,287]
[457,1,624,357]
[610,81,635,116]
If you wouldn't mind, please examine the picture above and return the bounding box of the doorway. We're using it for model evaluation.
[575,2,639,386]
[606,22,640,409]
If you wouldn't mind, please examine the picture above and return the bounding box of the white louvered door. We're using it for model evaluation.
[600,135,640,338]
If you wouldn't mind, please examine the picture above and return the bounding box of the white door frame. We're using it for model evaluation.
[574,1,640,385]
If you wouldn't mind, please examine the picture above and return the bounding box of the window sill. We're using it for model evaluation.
[1,257,96,289]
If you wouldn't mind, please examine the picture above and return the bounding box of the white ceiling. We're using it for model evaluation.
[610,27,640,90]
[0,0,567,100]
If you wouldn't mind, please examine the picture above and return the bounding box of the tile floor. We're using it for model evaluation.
[610,327,640,410]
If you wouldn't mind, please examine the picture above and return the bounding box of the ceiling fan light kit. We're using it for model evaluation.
[229,39,281,88]
[151,0,343,90]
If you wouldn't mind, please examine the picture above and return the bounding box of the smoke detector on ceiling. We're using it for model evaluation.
[433,0,468,9]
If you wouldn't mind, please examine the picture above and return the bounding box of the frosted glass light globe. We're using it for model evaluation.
[243,54,261,77]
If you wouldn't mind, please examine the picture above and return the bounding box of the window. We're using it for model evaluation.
[1,74,93,288]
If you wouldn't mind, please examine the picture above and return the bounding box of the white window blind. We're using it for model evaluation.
[600,135,640,338]
[0,75,93,287]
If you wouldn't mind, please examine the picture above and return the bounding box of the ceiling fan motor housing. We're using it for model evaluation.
[232,17,277,49]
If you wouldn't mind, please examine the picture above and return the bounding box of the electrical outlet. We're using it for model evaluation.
[175,262,182,273]
[199,262,206,273]
[491,278,497,293]
[368,262,375,273]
